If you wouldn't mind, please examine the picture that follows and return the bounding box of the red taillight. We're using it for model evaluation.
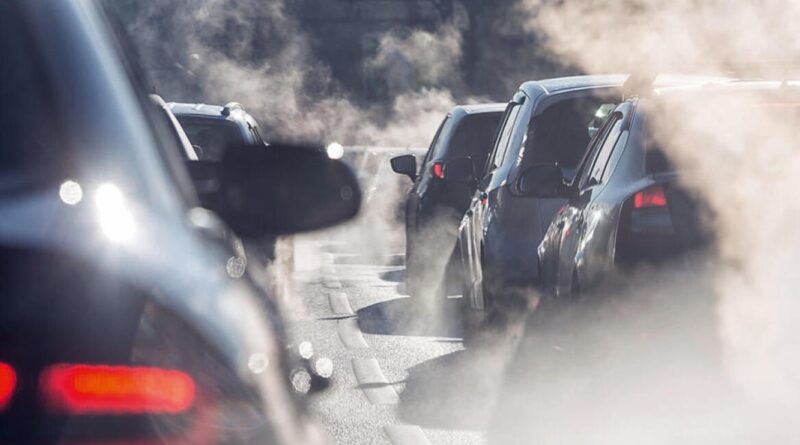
[634,185,668,209]
[0,362,16,410]
[41,364,195,415]
[432,162,444,180]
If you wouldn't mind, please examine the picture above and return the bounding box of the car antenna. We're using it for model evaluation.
[221,102,244,116]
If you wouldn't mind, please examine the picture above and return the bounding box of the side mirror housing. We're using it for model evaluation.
[390,154,417,181]
[516,163,570,198]
[443,157,477,184]
[188,144,361,237]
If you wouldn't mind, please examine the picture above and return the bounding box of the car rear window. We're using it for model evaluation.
[177,119,243,161]
[523,97,612,170]
[446,112,503,165]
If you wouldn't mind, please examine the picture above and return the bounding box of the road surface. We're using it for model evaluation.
[285,233,504,445]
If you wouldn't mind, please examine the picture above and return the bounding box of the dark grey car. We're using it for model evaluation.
[457,76,625,330]
[391,104,504,301]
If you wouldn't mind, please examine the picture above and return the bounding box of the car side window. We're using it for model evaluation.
[575,113,614,188]
[422,116,449,167]
[489,104,522,170]
[583,113,623,188]
[600,129,629,183]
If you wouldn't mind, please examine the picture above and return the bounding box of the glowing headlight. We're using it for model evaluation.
[95,183,135,242]
[59,180,83,206]
[326,142,344,160]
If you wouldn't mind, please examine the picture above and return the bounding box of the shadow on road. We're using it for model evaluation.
[357,297,463,337]
[396,346,511,430]
[378,268,406,283]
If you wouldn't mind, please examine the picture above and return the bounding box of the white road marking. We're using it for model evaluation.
[329,291,354,315]
[324,280,343,289]
[351,358,400,405]
[384,425,433,445]
[338,318,369,349]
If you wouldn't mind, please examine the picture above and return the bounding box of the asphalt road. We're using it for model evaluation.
[285,233,504,445]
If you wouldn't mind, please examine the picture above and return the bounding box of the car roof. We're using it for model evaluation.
[167,102,227,118]
[520,74,628,97]
[457,103,507,114]
[167,102,253,125]
[519,74,735,99]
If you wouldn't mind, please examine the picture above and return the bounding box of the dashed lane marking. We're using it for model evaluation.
[329,291,354,315]
[351,358,400,405]
[338,318,369,349]
[323,280,342,289]
[384,425,433,445]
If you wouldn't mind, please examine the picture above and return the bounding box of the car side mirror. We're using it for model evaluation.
[516,163,570,198]
[443,157,477,184]
[390,154,417,181]
[187,143,361,237]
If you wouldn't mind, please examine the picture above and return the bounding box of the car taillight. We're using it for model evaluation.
[634,185,667,209]
[432,162,444,180]
[40,364,195,415]
[0,362,16,410]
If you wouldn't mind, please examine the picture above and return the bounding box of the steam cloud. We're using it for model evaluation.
[487,0,800,442]
[123,0,467,147]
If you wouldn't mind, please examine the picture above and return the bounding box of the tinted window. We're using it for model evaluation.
[178,119,243,161]
[601,130,629,183]
[523,98,610,171]
[446,113,503,167]
[425,116,452,165]
[585,114,624,186]
[490,104,522,170]
[575,112,616,188]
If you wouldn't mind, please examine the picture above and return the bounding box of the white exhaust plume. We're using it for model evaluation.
[485,0,800,442]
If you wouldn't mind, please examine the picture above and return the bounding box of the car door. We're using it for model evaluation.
[408,116,449,242]
[554,109,628,297]
[463,100,524,308]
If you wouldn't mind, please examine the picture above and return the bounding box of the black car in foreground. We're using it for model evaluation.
[0,1,359,443]
[456,76,624,330]
[391,104,505,301]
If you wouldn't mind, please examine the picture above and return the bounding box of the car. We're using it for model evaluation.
[535,79,783,301]
[168,101,286,264]
[390,104,505,301]
[456,76,625,332]
[168,101,267,161]
[0,1,359,443]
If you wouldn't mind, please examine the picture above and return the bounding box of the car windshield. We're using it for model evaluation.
[178,119,243,161]
[446,112,503,164]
